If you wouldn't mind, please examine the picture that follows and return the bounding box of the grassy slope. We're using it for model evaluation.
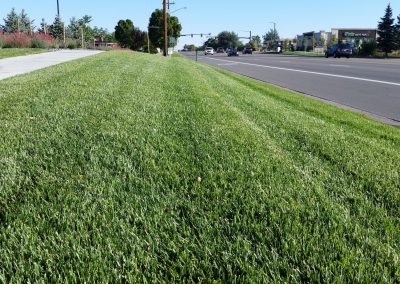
[0,51,399,282]
[0,48,45,59]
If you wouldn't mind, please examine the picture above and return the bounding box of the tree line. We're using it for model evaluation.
[1,8,113,48]
[115,9,182,53]
[1,7,182,52]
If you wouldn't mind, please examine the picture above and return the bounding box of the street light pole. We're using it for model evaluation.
[163,0,168,56]
[170,7,187,14]
[57,0,60,17]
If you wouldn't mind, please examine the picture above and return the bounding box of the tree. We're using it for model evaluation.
[115,19,134,48]
[250,35,261,50]
[328,34,337,47]
[78,15,94,44]
[2,8,19,33]
[320,37,326,48]
[360,40,378,56]
[67,17,81,39]
[203,37,218,49]
[216,31,240,48]
[38,18,48,34]
[395,14,400,50]
[66,15,94,46]
[19,9,34,33]
[148,9,182,49]
[93,26,113,42]
[183,44,197,51]
[311,36,316,49]
[50,15,64,40]
[377,4,395,57]
[130,28,146,51]
[263,29,279,49]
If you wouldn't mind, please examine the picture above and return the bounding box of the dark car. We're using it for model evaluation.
[325,43,353,58]
[227,48,239,56]
[216,47,225,53]
[242,47,253,54]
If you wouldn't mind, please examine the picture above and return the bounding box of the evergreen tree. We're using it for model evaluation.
[19,9,34,33]
[38,18,48,34]
[377,4,395,57]
[50,15,64,40]
[3,8,19,33]
[67,17,81,39]
[395,14,400,50]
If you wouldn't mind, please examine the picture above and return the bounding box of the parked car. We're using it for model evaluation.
[325,43,353,58]
[216,47,225,53]
[204,47,214,55]
[242,47,253,54]
[227,48,239,56]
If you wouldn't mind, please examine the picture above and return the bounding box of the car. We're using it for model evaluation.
[325,43,353,58]
[204,47,214,55]
[216,47,225,53]
[242,47,253,54]
[227,48,239,56]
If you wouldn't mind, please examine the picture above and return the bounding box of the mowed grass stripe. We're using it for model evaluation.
[0,51,399,282]
[0,48,46,60]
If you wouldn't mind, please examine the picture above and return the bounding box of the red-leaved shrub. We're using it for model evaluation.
[0,32,55,49]
[4,32,30,48]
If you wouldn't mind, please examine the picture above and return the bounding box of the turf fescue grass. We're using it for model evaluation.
[0,48,46,59]
[0,51,399,282]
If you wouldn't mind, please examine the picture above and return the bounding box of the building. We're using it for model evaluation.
[94,35,117,48]
[296,30,331,51]
[331,28,377,47]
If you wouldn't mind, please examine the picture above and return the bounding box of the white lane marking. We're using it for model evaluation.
[329,64,350,67]
[218,63,238,66]
[279,61,290,63]
[204,57,400,87]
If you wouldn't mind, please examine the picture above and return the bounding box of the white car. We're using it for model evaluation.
[204,47,214,55]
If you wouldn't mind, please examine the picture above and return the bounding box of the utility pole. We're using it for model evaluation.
[57,0,60,17]
[81,26,84,48]
[167,0,175,11]
[63,24,66,46]
[163,0,168,56]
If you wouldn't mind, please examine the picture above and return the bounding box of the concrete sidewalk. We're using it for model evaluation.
[0,49,104,81]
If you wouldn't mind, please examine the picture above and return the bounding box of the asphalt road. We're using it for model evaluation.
[182,52,400,126]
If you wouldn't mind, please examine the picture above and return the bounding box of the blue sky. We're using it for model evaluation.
[1,0,399,48]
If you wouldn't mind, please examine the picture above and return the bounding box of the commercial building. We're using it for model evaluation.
[296,30,331,51]
[331,28,377,47]
[296,28,377,51]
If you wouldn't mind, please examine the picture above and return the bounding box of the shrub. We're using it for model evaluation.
[359,40,378,56]
[30,38,47,48]
[67,40,77,49]
[4,32,30,48]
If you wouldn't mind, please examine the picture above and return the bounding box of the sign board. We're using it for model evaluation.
[343,32,371,37]
[169,37,177,46]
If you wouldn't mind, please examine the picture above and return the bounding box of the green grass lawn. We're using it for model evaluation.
[0,48,46,59]
[0,51,399,282]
